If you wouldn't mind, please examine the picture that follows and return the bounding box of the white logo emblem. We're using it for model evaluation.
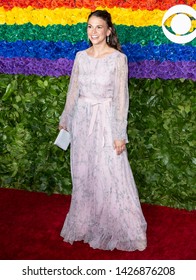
[162,4,196,44]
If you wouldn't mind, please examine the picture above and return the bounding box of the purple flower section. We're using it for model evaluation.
[0,57,74,77]
[128,61,196,81]
[0,57,195,80]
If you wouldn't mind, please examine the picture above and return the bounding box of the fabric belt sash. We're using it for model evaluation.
[79,96,112,147]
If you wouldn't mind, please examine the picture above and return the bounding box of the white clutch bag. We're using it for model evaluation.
[54,129,70,150]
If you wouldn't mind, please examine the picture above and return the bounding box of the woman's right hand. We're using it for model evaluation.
[59,125,64,130]
[59,125,68,131]
[59,125,63,130]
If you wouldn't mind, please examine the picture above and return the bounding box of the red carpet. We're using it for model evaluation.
[0,188,195,260]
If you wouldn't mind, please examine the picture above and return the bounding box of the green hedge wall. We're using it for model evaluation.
[0,74,195,210]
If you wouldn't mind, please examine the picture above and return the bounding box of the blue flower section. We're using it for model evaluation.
[122,42,196,62]
[0,40,89,60]
[0,40,195,62]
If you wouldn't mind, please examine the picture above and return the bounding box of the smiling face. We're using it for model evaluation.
[87,16,111,46]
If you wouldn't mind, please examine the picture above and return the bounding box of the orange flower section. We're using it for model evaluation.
[0,0,195,11]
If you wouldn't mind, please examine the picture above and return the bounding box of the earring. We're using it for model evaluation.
[106,36,110,43]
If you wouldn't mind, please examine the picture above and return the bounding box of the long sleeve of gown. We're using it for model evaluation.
[59,53,79,132]
[112,53,129,142]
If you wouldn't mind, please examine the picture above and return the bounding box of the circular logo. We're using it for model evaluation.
[162,4,196,44]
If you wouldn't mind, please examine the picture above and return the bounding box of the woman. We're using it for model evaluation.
[59,10,147,251]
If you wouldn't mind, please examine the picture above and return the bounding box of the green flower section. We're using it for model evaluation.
[0,74,195,210]
[1,23,195,46]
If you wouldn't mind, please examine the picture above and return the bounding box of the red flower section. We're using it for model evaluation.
[0,0,195,10]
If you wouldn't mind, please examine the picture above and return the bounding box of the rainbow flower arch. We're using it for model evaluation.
[0,0,195,80]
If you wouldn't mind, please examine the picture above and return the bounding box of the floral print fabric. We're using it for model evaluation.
[60,50,147,251]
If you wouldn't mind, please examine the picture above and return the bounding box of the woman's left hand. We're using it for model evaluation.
[113,139,126,155]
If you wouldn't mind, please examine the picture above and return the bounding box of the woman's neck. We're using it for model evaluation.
[87,45,114,58]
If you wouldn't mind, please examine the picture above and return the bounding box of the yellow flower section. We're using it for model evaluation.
[0,6,195,28]
[0,7,90,26]
[0,6,171,27]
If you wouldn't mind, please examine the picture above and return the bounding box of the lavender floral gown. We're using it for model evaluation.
[59,50,147,251]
